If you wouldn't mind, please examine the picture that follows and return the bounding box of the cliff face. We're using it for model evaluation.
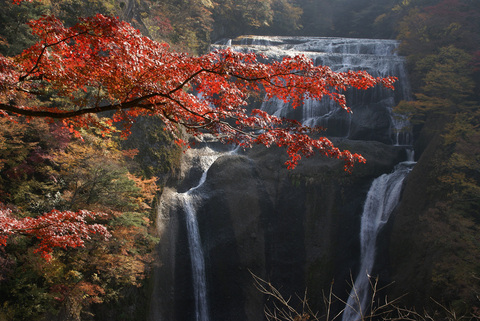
[388,115,480,312]
[150,139,406,321]
[387,119,444,308]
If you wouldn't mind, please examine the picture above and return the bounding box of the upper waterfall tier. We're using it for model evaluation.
[212,36,412,145]
[214,36,399,57]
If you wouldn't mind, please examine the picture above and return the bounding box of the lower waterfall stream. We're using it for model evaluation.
[342,157,415,321]
[179,153,218,321]
[175,145,238,321]
[178,191,210,321]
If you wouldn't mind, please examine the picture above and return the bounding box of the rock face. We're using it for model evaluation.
[149,140,406,321]
[387,115,480,311]
[386,127,443,308]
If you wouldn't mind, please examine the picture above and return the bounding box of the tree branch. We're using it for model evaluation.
[19,30,90,82]
[0,96,162,119]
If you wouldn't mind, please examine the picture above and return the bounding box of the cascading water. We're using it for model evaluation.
[172,147,225,321]
[163,144,239,321]
[213,36,412,144]
[342,159,415,321]
[179,171,212,321]
[179,192,210,321]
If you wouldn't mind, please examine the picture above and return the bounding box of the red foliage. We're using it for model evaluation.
[0,14,396,171]
[0,203,110,260]
[424,0,472,19]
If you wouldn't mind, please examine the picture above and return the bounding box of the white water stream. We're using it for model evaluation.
[214,36,412,143]
[177,149,221,321]
[342,158,415,321]
[179,192,210,321]
[176,145,238,321]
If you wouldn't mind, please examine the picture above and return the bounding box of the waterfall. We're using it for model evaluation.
[342,161,415,321]
[151,36,414,321]
[392,112,413,146]
[213,36,412,144]
[168,144,237,321]
[179,174,212,321]
[178,191,210,321]
[176,148,223,321]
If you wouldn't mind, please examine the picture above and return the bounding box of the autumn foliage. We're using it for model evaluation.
[0,204,110,260]
[0,2,399,264]
[0,115,159,318]
[0,13,396,170]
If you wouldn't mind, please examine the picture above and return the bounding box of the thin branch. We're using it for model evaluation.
[18,30,90,82]
[0,97,161,119]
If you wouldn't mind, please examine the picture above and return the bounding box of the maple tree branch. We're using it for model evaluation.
[170,67,207,95]
[7,57,314,121]
[233,70,305,83]
[0,97,163,118]
[202,67,303,84]
[19,30,90,82]
[160,104,257,138]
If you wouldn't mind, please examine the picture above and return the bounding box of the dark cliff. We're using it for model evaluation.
[150,139,406,321]
[388,114,480,312]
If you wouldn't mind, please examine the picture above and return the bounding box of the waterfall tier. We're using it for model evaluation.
[213,36,412,145]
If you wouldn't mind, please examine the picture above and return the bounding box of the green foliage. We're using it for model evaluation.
[393,43,480,311]
[51,0,118,26]
[438,112,480,210]
[0,0,48,56]
[0,249,58,320]
[293,0,397,38]
[212,0,302,39]
[399,46,477,119]
[139,0,213,53]
[213,0,273,37]
[385,0,480,313]
[267,0,303,35]
[122,116,182,182]
[395,45,477,134]
[397,0,480,58]
[0,118,64,215]
[53,142,140,211]
[420,46,474,103]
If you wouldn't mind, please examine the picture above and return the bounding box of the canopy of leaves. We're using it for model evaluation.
[0,14,396,171]
[0,116,159,320]
[212,0,302,39]
[0,1,411,319]
[0,0,49,56]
